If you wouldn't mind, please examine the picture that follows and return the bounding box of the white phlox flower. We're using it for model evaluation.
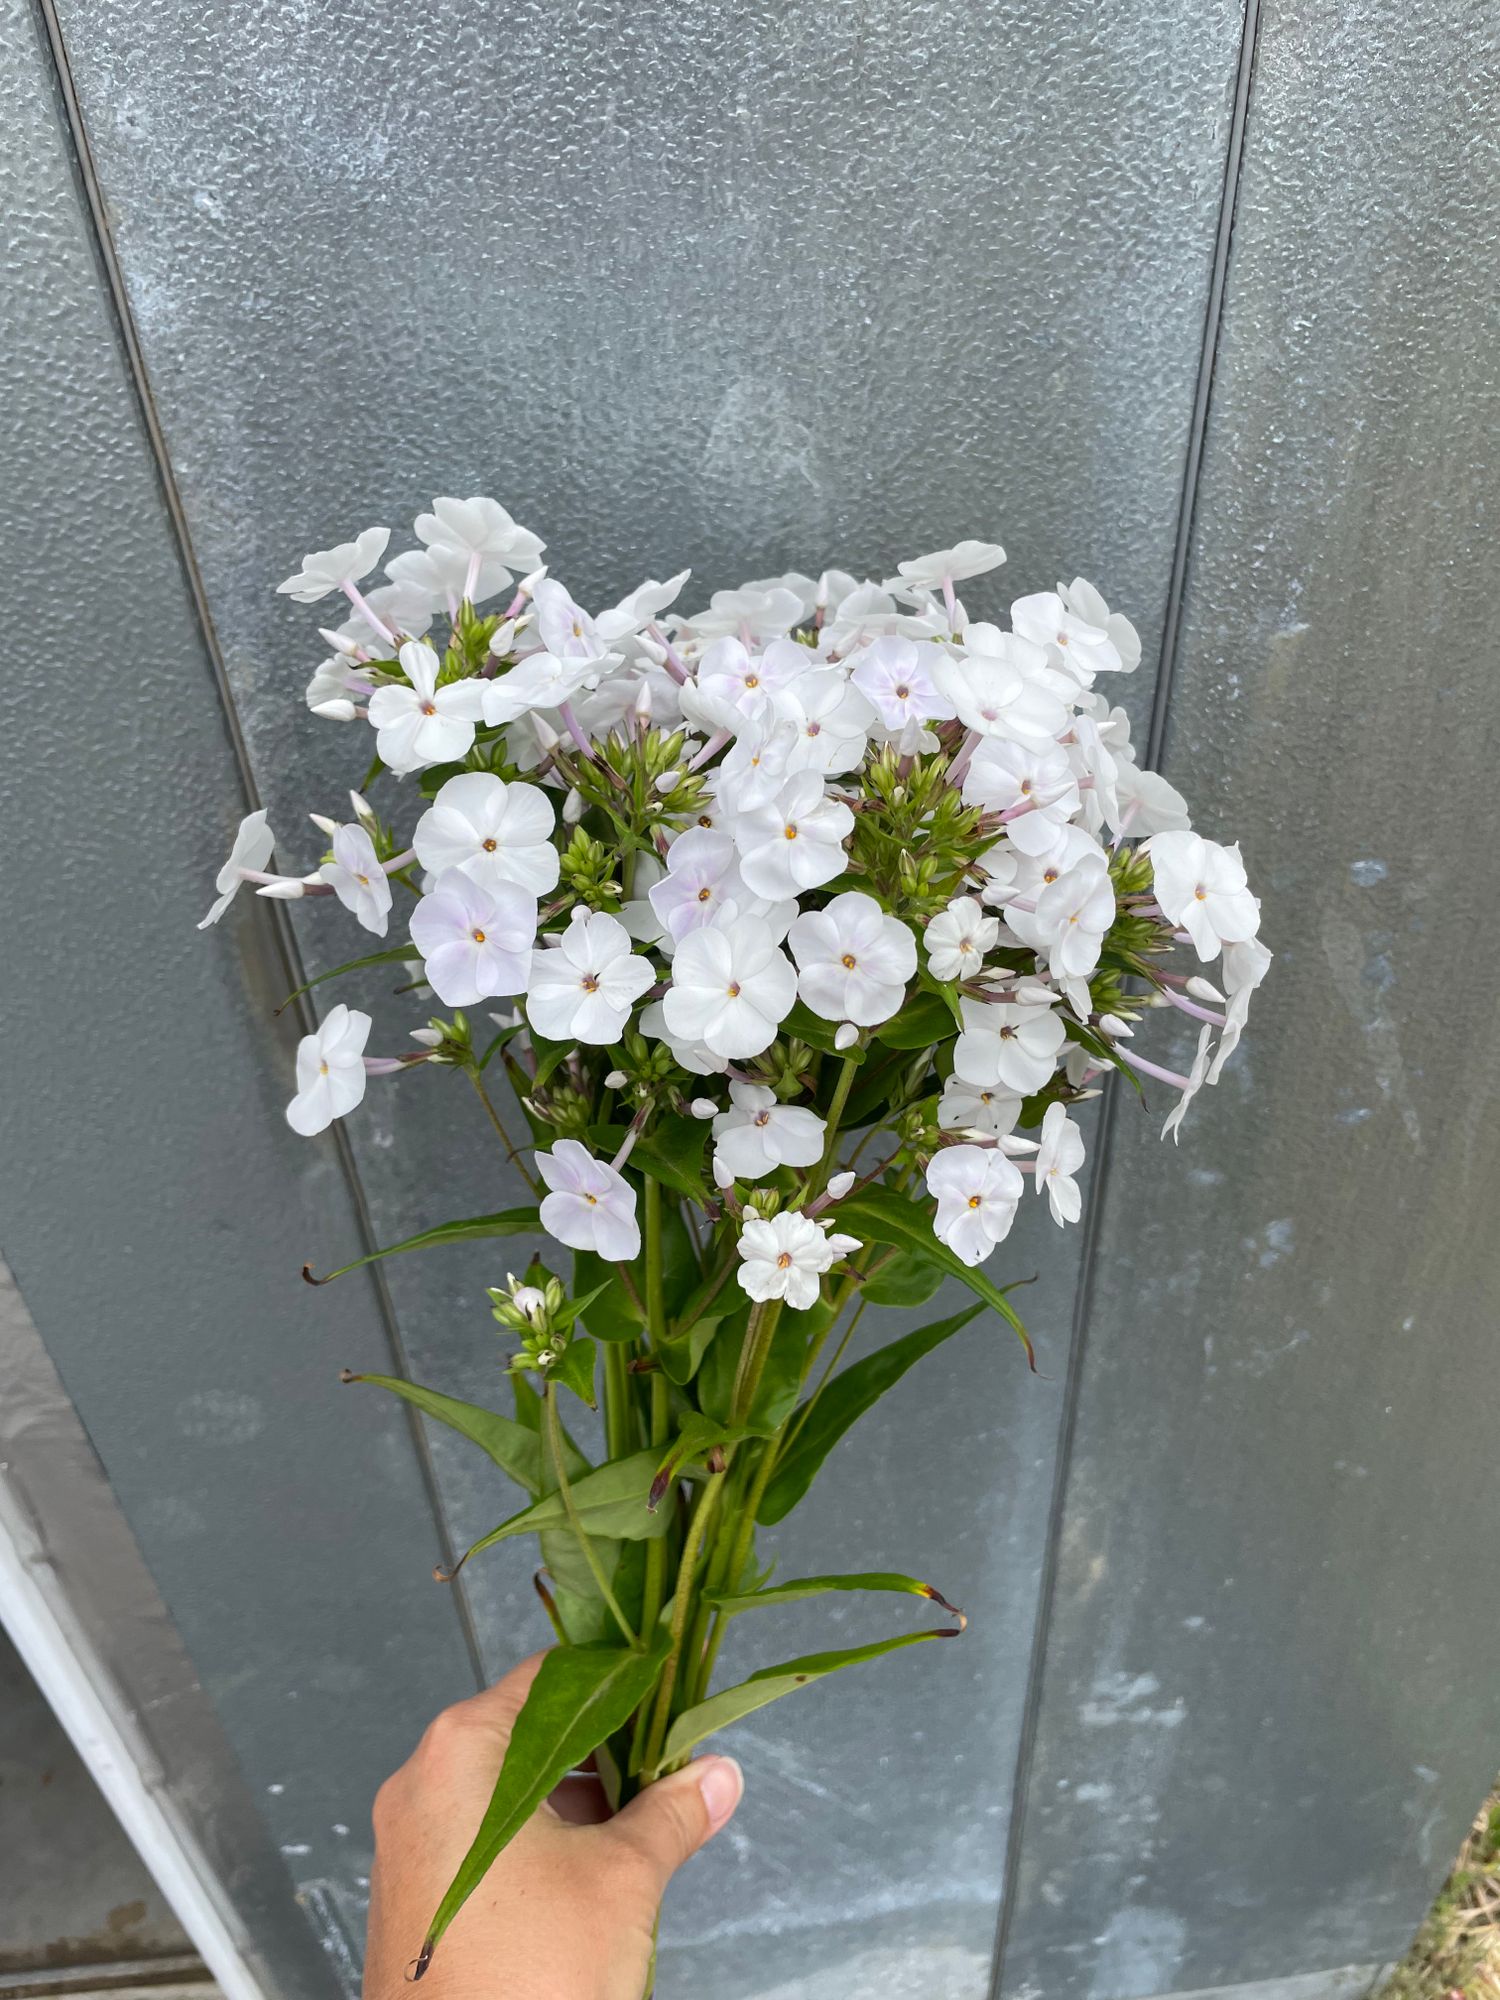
[736,1210,862,1310]
[884,541,1007,593]
[787,891,917,1026]
[413,773,560,898]
[937,1077,1023,1138]
[924,896,1001,982]
[199,810,275,928]
[1010,589,1124,681]
[953,996,1066,1095]
[730,772,854,901]
[926,1145,1024,1266]
[319,823,392,936]
[409,869,536,1006]
[537,1140,641,1260]
[1058,578,1141,672]
[850,635,956,735]
[277,528,389,604]
[712,1083,826,1183]
[366,641,485,773]
[935,624,1070,743]
[963,739,1081,855]
[1034,1102,1085,1225]
[1146,831,1262,961]
[525,909,654,1044]
[661,915,797,1059]
[286,1004,372,1137]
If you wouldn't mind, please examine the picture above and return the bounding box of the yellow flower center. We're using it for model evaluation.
[841,953,857,969]
[472,928,487,943]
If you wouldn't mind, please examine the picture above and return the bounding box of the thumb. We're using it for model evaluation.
[604,1756,744,1893]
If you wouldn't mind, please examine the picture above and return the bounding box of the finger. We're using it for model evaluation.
[602,1757,744,1894]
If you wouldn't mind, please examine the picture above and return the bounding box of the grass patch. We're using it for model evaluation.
[1380,1789,1500,2000]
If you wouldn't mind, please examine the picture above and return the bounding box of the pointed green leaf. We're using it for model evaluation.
[757,1303,983,1525]
[445,1450,669,1578]
[872,990,954,1050]
[547,1336,598,1408]
[341,1370,552,1495]
[658,1626,960,1768]
[303,1205,541,1285]
[275,944,420,1017]
[861,1249,947,1307]
[835,1185,1036,1368]
[418,1634,669,1972]
[705,1570,965,1620]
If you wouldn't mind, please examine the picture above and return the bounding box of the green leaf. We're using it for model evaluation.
[780,999,850,1056]
[586,1118,710,1203]
[873,990,955,1050]
[477,1020,526,1071]
[757,1304,982,1525]
[341,1370,551,1495]
[275,944,418,1017]
[657,1312,723,1386]
[303,1205,540,1285]
[418,1634,669,1971]
[445,1450,669,1578]
[861,1249,947,1307]
[547,1336,597,1408]
[836,1185,1036,1369]
[658,1626,960,1768]
[704,1570,965,1620]
[529,1030,574,1089]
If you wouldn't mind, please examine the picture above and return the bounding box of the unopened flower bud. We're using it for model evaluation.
[512,1285,547,1321]
[1186,976,1226,1004]
[1097,1013,1133,1038]
[604,1069,627,1089]
[348,790,378,829]
[531,715,561,755]
[712,1157,736,1191]
[488,619,517,657]
[562,787,585,824]
[534,1347,556,1368]
[633,681,654,722]
[689,1097,718,1120]
[834,1022,859,1050]
[409,1027,443,1047]
[519,565,548,598]
[826,1170,856,1200]
[309,811,339,836]
[654,770,683,795]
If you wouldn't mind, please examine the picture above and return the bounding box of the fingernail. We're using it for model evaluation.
[695,1755,744,1832]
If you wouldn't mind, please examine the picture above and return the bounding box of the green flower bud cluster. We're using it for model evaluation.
[851,746,985,909]
[558,826,623,910]
[418,1011,473,1066]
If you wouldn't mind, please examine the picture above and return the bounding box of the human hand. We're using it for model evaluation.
[362,1652,745,1999]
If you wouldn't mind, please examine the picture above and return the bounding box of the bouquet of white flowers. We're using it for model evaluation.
[202,499,1268,1979]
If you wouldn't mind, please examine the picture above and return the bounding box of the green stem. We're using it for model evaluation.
[644,1178,665,1337]
[727,1299,783,1427]
[604,1341,637,1459]
[807,1053,861,1199]
[543,1385,639,1650]
[467,1070,541,1196]
[641,1471,725,1775]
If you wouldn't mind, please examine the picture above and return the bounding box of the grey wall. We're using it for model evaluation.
[2,0,1496,1996]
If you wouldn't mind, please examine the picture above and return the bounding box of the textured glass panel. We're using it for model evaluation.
[45,1,1243,1989]
[997,1,1500,1993]
[0,4,478,1990]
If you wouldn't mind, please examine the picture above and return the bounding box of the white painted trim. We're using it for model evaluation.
[0,1510,265,2000]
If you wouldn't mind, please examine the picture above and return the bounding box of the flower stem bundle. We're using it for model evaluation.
[205,502,1268,1974]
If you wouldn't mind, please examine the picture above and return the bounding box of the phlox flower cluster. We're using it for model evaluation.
[204,501,1267,1286]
